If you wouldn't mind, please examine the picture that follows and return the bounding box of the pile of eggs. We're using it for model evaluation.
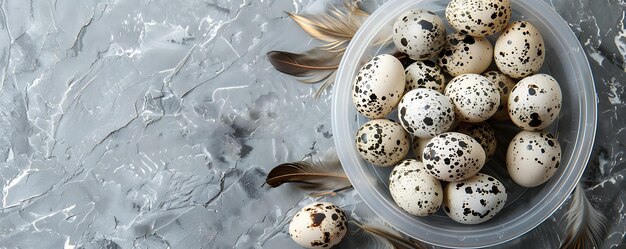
[352,0,562,224]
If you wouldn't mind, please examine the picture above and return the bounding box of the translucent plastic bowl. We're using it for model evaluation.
[331,0,597,247]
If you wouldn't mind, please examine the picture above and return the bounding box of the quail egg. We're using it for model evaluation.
[352,54,405,119]
[398,89,456,138]
[393,9,447,60]
[443,173,507,224]
[356,119,410,167]
[506,131,561,187]
[438,32,493,76]
[389,159,443,216]
[289,202,347,248]
[446,0,511,37]
[495,21,545,78]
[423,132,486,181]
[508,74,562,131]
[405,60,446,93]
[445,74,500,123]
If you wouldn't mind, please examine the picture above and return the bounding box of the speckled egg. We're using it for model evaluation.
[455,122,497,161]
[438,32,493,76]
[393,9,446,60]
[443,173,507,224]
[355,119,410,167]
[508,74,562,131]
[506,131,561,187]
[412,136,432,161]
[446,0,511,37]
[495,21,545,78]
[289,202,347,248]
[389,159,443,216]
[352,54,405,119]
[423,132,486,181]
[445,74,500,123]
[404,61,446,94]
[483,71,517,121]
[398,89,455,138]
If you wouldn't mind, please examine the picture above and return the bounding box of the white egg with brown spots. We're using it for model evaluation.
[405,61,446,93]
[483,71,517,121]
[495,21,545,78]
[446,0,511,37]
[289,202,347,248]
[443,173,507,224]
[507,131,562,187]
[352,54,405,119]
[423,132,486,182]
[445,74,500,123]
[412,136,432,161]
[455,122,497,161]
[355,119,410,167]
[438,32,493,76]
[389,159,443,216]
[393,9,447,60]
[398,89,455,138]
[508,74,562,131]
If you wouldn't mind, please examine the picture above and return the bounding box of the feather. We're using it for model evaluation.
[267,48,341,98]
[265,151,352,196]
[351,221,427,249]
[287,1,368,52]
[266,49,340,79]
[268,50,407,98]
[267,1,395,98]
[559,184,608,249]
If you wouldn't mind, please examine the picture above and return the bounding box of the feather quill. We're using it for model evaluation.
[265,151,352,196]
[559,184,608,249]
[351,221,427,249]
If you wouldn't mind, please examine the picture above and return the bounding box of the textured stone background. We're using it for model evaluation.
[0,0,623,248]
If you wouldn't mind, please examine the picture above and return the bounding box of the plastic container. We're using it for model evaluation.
[331,0,597,248]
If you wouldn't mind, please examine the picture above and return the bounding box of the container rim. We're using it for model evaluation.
[331,0,597,247]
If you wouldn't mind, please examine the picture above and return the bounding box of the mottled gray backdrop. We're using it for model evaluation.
[0,0,623,248]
